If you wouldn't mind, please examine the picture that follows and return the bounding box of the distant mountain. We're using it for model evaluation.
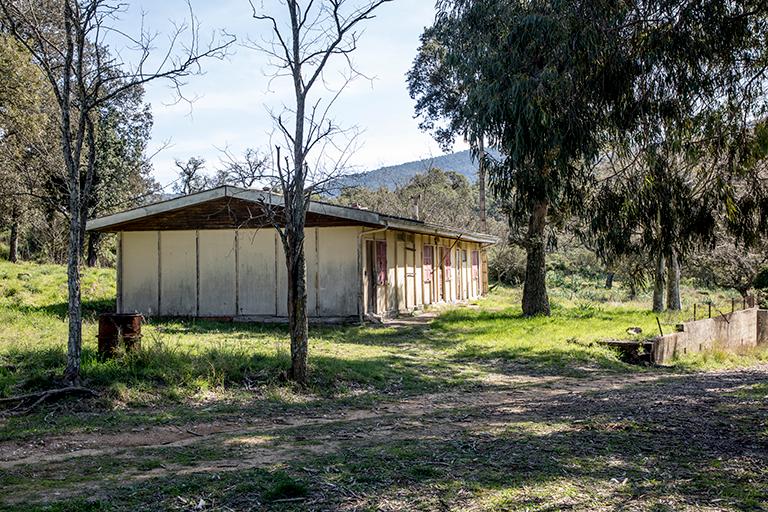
[332,150,485,192]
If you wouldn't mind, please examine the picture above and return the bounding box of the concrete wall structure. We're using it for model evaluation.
[118,225,489,321]
[653,308,768,364]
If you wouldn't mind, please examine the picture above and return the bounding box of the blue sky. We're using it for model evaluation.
[116,0,456,187]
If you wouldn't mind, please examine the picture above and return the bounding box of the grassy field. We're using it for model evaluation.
[1,260,767,511]
[0,259,764,411]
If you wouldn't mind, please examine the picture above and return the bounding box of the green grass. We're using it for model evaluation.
[1,258,767,511]
[0,259,762,405]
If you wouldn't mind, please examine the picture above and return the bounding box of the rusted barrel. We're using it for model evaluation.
[98,313,143,359]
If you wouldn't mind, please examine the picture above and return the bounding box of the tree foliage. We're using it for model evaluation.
[411,0,768,314]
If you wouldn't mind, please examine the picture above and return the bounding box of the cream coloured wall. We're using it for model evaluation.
[121,231,159,315]
[275,232,288,317]
[238,229,278,316]
[317,226,360,317]
[306,228,319,316]
[120,226,365,319]
[198,230,237,316]
[159,231,197,316]
[119,226,487,320]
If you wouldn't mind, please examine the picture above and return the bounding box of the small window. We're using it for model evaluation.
[472,250,480,280]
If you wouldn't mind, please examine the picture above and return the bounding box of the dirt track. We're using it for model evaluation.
[1,367,767,511]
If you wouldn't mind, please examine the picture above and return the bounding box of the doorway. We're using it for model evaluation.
[366,240,387,315]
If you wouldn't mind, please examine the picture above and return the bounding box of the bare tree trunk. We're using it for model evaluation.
[64,199,83,386]
[86,231,100,267]
[8,212,19,263]
[285,223,309,384]
[653,251,666,313]
[666,249,681,311]
[522,200,550,317]
[605,271,614,289]
[478,136,487,232]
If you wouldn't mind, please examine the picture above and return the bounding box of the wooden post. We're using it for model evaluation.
[732,298,735,313]
[708,303,712,318]
[693,303,697,321]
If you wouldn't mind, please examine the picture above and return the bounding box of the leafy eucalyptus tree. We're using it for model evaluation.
[410,0,636,316]
[587,0,768,312]
[412,0,768,316]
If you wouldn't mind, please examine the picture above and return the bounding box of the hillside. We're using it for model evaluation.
[332,150,482,192]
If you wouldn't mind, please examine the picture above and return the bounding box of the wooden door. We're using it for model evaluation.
[422,245,434,305]
[366,241,377,314]
[437,247,445,302]
[406,244,416,309]
[455,249,462,300]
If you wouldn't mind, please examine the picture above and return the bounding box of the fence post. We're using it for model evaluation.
[693,303,697,321]
[708,303,712,318]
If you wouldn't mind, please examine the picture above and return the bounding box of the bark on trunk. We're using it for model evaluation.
[666,249,681,311]
[522,200,550,317]
[605,271,614,289]
[86,231,100,267]
[63,207,83,386]
[8,218,19,263]
[284,204,309,385]
[653,251,666,313]
[478,137,487,232]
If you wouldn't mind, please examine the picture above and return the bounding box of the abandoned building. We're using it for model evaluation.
[87,186,496,322]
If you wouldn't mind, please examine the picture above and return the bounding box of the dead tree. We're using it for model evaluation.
[0,0,233,385]
[250,0,392,384]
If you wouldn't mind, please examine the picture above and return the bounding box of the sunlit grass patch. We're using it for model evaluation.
[0,258,762,410]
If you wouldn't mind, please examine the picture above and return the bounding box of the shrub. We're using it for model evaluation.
[753,267,768,290]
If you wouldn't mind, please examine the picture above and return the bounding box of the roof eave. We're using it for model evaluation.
[87,185,498,244]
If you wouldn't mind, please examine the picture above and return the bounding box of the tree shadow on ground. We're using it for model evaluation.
[16,298,117,320]
[259,369,768,510]
[2,368,766,511]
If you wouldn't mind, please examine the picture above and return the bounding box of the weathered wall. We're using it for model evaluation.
[359,229,488,318]
[653,308,768,364]
[758,310,768,345]
[238,229,277,316]
[120,225,489,320]
[121,231,158,315]
[317,226,360,317]
[120,226,363,319]
[159,231,197,316]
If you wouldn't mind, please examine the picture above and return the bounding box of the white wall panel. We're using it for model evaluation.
[121,231,158,315]
[275,233,288,317]
[238,229,277,316]
[198,230,237,316]
[317,227,360,316]
[159,231,197,316]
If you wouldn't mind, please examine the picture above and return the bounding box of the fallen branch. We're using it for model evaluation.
[0,387,98,414]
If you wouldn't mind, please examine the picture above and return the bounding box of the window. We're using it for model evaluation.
[423,245,433,283]
[472,251,480,280]
[376,241,387,286]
